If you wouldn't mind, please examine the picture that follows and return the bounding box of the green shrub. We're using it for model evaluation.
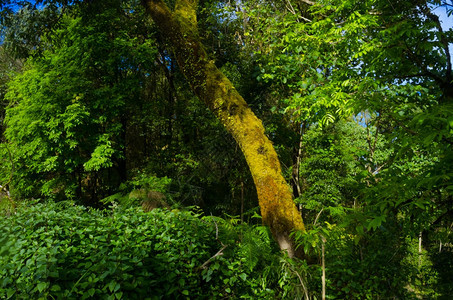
[0,203,215,299]
[0,202,293,299]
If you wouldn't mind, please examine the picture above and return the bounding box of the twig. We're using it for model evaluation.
[313,208,324,226]
[299,15,312,23]
[199,214,229,269]
[211,213,220,241]
[200,244,228,269]
[299,0,315,6]
[321,234,326,300]
[286,0,297,15]
[286,259,309,299]
[294,268,310,300]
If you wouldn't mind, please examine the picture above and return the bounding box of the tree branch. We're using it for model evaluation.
[390,72,438,80]
[424,6,452,83]
[401,38,445,85]
[200,244,228,269]
[297,0,315,6]
[199,215,228,269]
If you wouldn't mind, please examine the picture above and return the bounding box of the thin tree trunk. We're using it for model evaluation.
[142,0,305,256]
[321,235,326,300]
[292,122,304,199]
[240,180,244,224]
[418,231,422,267]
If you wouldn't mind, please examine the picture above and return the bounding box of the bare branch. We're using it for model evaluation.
[211,214,220,241]
[286,1,312,23]
[299,15,312,23]
[372,162,388,175]
[200,244,228,269]
[199,214,229,269]
[297,0,315,6]
[313,208,324,226]
[286,0,297,15]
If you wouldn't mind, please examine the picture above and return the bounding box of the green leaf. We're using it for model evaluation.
[6,289,15,299]
[37,282,47,293]
[50,285,61,292]
[108,281,117,292]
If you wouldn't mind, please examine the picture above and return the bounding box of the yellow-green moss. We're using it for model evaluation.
[174,0,198,31]
[144,0,306,255]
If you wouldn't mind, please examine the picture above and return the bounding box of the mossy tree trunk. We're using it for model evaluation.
[142,0,305,257]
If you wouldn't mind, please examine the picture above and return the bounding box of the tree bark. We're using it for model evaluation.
[142,0,305,256]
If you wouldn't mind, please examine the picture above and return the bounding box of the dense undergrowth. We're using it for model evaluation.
[0,201,306,299]
[1,200,450,299]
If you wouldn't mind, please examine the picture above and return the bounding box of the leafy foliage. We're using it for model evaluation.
[3,1,158,201]
[0,0,452,298]
[0,201,312,299]
[0,202,213,299]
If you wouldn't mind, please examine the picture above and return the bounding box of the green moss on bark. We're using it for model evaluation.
[143,0,305,256]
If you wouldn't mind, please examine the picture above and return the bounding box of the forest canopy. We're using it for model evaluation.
[0,0,452,298]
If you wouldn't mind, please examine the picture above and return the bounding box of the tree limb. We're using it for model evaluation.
[200,244,228,269]
[423,5,452,83]
[297,0,315,6]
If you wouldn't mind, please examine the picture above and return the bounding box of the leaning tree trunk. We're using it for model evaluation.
[142,0,305,256]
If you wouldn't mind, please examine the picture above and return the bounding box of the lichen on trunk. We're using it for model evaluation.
[142,0,305,256]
